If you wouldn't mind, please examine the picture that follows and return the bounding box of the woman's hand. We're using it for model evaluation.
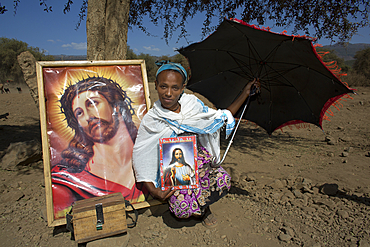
[143,181,176,201]
[227,78,261,115]
[243,78,261,96]
[152,187,175,201]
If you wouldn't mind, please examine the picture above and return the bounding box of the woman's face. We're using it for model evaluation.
[174,149,183,161]
[155,70,185,111]
[72,90,116,141]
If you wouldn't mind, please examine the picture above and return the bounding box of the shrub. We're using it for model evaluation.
[341,71,370,87]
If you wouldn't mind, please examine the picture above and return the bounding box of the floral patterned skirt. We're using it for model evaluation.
[168,146,231,218]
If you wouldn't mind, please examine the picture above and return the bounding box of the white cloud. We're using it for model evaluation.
[143,45,160,52]
[48,39,63,43]
[62,42,87,50]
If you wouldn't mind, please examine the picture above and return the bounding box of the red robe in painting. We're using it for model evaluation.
[51,166,148,219]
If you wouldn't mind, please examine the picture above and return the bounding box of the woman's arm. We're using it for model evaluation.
[143,181,176,201]
[227,78,260,115]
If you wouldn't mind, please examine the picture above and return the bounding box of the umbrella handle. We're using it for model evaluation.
[212,92,253,167]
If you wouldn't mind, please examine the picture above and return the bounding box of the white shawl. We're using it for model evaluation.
[132,93,235,187]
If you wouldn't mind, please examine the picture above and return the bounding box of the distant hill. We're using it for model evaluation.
[52,43,370,62]
[321,43,370,61]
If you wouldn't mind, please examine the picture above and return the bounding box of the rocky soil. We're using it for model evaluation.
[0,83,369,247]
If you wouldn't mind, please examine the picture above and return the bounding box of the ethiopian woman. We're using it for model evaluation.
[132,61,260,227]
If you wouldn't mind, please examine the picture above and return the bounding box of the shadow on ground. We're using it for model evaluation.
[0,123,41,152]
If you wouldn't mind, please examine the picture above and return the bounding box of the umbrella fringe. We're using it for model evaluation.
[237,92,353,133]
[231,18,317,41]
[314,46,354,127]
[274,48,354,132]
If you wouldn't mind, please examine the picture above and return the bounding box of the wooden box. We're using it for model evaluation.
[72,193,127,243]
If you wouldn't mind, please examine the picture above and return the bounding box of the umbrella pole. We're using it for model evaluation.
[214,95,252,167]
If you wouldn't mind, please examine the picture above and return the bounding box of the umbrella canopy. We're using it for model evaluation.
[178,19,353,135]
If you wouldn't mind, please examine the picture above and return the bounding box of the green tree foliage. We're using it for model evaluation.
[126,46,157,81]
[353,47,370,80]
[0,37,54,83]
[157,55,171,62]
[137,53,157,82]
[126,46,138,60]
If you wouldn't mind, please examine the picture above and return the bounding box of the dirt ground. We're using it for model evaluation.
[0,82,369,247]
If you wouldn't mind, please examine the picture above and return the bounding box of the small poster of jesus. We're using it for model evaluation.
[159,136,199,191]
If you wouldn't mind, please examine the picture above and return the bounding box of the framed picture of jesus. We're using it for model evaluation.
[36,60,158,227]
[159,135,199,191]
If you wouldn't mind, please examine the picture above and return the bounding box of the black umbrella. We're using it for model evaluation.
[178,19,354,135]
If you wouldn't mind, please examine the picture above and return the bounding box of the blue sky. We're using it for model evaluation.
[1,0,369,56]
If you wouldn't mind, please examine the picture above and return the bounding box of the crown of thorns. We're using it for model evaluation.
[59,76,135,130]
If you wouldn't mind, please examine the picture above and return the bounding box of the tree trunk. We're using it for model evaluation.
[86,0,130,60]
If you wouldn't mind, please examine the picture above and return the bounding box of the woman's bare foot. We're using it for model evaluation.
[202,207,218,228]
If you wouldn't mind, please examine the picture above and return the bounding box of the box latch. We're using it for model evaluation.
[95,203,104,230]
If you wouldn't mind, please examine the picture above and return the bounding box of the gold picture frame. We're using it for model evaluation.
[36,60,160,227]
